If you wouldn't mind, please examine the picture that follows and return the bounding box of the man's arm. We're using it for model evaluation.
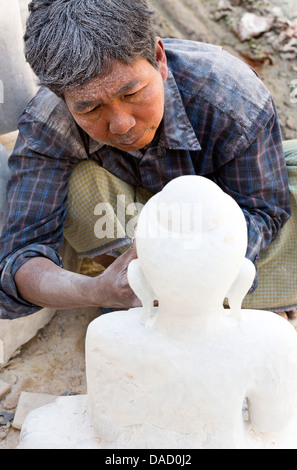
[213,110,291,265]
[0,125,75,318]
[14,245,141,310]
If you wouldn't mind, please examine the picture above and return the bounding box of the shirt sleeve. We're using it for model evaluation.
[214,107,291,266]
[0,116,80,319]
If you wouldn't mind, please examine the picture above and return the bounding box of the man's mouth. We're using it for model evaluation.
[112,132,145,148]
[109,126,155,149]
[118,135,141,146]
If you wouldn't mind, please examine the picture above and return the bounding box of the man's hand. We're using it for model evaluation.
[96,244,142,309]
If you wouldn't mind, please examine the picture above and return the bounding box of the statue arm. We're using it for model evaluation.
[246,333,297,433]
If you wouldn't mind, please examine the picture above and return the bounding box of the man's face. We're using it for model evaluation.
[64,38,168,152]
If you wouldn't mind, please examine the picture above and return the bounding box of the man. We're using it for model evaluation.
[0,0,293,319]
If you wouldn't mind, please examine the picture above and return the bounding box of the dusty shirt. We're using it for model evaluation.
[0,39,290,318]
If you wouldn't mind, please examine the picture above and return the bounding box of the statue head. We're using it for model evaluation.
[134,175,248,310]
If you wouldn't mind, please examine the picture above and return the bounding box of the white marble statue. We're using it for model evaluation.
[20,175,297,449]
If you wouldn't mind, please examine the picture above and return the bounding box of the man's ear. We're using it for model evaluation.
[127,258,157,323]
[155,37,168,82]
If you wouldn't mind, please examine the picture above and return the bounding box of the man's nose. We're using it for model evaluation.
[108,107,136,135]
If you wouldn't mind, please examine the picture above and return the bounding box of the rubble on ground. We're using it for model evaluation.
[210,0,297,61]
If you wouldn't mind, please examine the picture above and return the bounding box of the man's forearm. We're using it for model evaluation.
[14,257,100,310]
[14,246,141,311]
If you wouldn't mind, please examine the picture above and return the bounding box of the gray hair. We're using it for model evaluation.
[24,0,158,97]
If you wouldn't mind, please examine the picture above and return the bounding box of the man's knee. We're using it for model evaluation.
[64,160,136,257]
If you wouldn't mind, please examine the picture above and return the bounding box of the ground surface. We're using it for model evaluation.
[0,0,296,449]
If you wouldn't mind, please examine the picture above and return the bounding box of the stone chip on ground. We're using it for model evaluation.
[12,391,59,430]
[0,379,11,400]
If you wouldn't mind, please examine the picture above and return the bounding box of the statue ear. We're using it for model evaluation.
[127,259,157,322]
[226,258,256,314]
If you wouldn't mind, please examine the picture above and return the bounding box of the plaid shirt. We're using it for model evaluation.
[0,39,290,318]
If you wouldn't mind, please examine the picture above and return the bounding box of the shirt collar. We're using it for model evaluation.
[88,135,105,154]
[162,69,201,151]
[88,68,201,155]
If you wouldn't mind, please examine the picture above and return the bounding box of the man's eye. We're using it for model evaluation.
[124,90,140,99]
[87,105,103,114]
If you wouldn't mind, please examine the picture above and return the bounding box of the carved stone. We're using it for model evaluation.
[19,176,297,449]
